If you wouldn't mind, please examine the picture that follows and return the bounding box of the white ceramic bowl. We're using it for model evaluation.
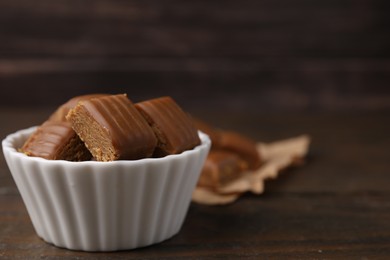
[2,127,210,252]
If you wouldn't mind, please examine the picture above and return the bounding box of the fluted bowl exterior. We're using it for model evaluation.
[2,127,210,251]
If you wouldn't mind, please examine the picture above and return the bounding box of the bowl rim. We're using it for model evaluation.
[2,126,211,166]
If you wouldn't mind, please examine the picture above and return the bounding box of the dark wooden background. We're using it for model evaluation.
[0,0,390,114]
[1,1,390,258]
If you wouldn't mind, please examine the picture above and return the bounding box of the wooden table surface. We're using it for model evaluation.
[1,108,389,259]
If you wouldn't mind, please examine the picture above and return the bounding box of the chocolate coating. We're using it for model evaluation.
[192,118,222,148]
[20,94,108,161]
[197,150,247,189]
[218,131,261,170]
[49,94,108,122]
[135,96,201,156]
[20,121,91,161]
[193,119,261,170]
[66,94,157,161]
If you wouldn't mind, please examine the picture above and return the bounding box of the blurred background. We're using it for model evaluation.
[0,0,389,121]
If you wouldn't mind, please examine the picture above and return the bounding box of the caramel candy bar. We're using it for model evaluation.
[192,118,222,148]
[219,131,261,170]
[49,94,107,122]
[193,119,261,170]
[20,121,91,161]
[66,94,157,161]
[19,95,105,161]
[135,96,201,157]
[197,150,248,189]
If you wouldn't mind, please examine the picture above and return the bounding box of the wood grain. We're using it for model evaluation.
[0,0,390,110]
[1,109,389,258]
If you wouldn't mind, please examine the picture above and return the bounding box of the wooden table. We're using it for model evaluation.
[1,109,389,259]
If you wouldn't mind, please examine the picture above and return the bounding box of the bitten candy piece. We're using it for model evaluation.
[66,94,157,161]
[135,96,201,157]
[20,121,91,161]
[197,150,247,189]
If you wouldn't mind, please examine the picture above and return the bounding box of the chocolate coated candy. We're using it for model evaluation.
[66,94,157,161]
[49,94,107,122]
[19,94,107,161]
[20,121,91,161]
[193,119,261,169]
[197,150,247,189]
[219,131,261,170]
[192,118,222,148]
[136,96,201,156]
